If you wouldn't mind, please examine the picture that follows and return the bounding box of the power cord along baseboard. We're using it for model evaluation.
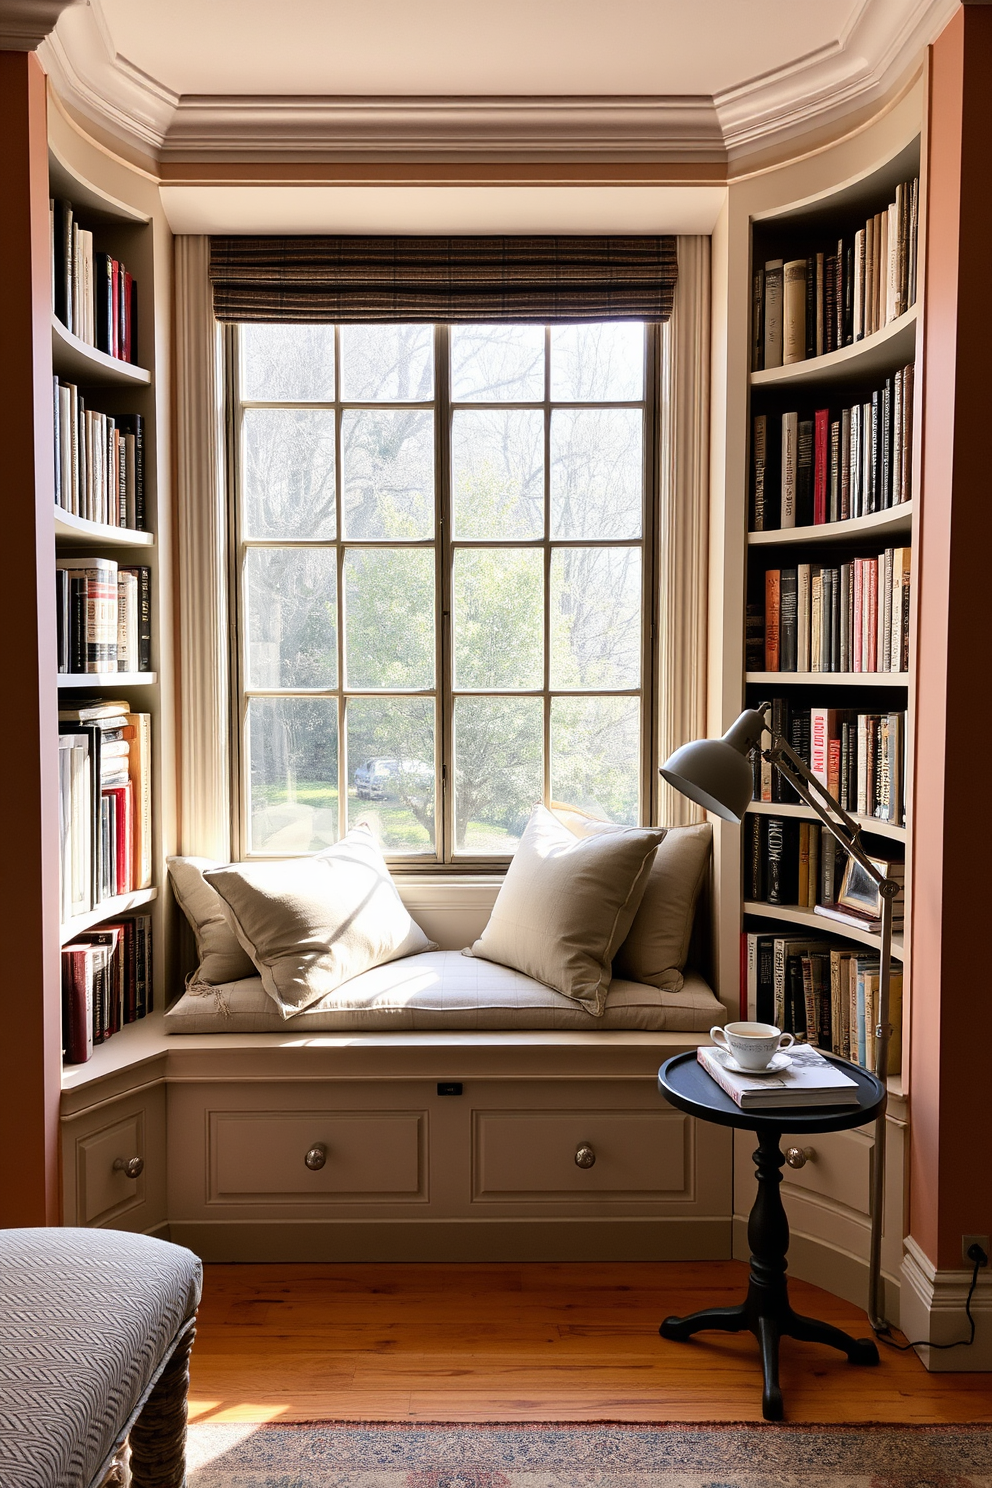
[874,1242,989,1351]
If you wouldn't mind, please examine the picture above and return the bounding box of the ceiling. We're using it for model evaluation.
[97,0,859,101]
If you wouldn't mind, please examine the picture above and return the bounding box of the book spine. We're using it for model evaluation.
[763,261,784,369]
[751,414,767,531]
[813,408,829,525]
[766,817,786,904]
[796,563,811,672]
[828,419,840,524]
[764,570,781,671]
[751,271,764,372]
[780,412,797,528]
[783,259,806,365]
[796,418,814,527]
[779,567,797,673]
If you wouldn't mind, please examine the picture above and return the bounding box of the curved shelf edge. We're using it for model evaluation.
[53,316,151,387]
[49,145,149,227]
[55,508,154,548]
[60,885,158,948]
[58,672,157,688]
[743,900,904,959]
[748,502,912,548]
[750,306,917,391]
[745,800,905,843]
[746,671,909,688]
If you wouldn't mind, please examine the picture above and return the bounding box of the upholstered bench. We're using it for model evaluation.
[0,1228,201,1488]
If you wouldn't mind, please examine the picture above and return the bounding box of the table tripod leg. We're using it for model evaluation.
[757,1315,783,1421]
[785,1309,880,1365]
[659,1304,747,1342]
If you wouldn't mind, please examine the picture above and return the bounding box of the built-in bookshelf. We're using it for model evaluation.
[50,144,163,1066]
[740,137,922,1077]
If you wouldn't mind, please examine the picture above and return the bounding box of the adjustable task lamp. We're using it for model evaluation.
[661,702,900,1335]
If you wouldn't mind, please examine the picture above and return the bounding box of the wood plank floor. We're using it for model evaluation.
[187,1261,992,1425]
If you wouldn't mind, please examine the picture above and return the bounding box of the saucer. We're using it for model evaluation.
[716,1049,792,1076]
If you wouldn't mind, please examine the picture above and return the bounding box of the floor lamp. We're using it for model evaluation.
[660,702,900,1335]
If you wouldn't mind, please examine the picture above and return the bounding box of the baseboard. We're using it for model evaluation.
[170,1216,733,1263]
[732,1214,901,1327]
[899,1235,992,1371]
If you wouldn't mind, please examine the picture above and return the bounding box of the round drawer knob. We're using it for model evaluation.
[113,1156,144,1179]
[305,1144,327,1171]
[574,1143,596,1169]
[785,1146,816,1170]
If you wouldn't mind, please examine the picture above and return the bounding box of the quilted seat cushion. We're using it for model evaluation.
[164,949,727,1033]
[0,1228,202,1488]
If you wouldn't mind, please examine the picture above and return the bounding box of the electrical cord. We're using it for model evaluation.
[873,1243,988,1351]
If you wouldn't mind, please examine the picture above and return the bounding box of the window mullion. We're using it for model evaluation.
[435,323,452,864]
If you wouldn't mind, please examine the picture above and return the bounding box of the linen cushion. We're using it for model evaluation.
[164,949,727,1034]
[204,823,436,1018]
[168,855,256,985]
[0,1228,201,1488]
[551,804,712,993]
[465,805,666,1015]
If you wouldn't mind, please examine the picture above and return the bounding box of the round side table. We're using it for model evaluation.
[657,1049,886,1421]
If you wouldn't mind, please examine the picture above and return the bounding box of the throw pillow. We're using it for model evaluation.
[550,803,712,991]
[203,824,436,1018]
[465,804,665,1015]
[167,855,257,985]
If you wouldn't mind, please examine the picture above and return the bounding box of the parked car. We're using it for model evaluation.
[354,757,432,802]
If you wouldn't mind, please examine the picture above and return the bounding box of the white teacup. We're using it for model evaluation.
[710,1021,795,1071]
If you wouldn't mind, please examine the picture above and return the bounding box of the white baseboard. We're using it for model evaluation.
[899,1236,992,1371]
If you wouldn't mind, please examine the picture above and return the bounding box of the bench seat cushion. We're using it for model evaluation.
[164,949,726,1034]
[0,1228,202,1488]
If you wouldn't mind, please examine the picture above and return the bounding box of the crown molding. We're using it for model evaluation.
[38,0,960,166]
[0,0,78,51]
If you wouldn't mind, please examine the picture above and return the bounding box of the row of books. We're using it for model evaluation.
[58,699,152,923]
[751,701,907,825]
[54,381,146,530]
[741,932,903,1074]
[62,915,152,1065]
[51,199,139,364]
[753,176,919,370]
[750,365,913,532]
[754,548,910,674]
[745,812,905,925]
[56,559,151,675]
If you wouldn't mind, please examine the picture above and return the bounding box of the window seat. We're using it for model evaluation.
[163,949,726,1035]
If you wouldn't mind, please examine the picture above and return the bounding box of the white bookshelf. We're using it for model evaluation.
[54,508,154,548]
[60,886,158,948]
[52,315,150,387]
[58,672,157,689]
[743,900,905,959]
[750,305,917,392]
[745,799,905,844]
[748,501,912,548]
[746,671,909,688]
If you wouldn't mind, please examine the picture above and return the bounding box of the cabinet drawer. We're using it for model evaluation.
[781,1127,871,1216]
[209,1110,425,1203]
[61,1084,166,1232]
[473,1109,686,1202]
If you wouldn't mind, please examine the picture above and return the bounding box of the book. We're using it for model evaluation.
[783,259,806,364]
[55,557,118,672]
[696,1042,860,1110]
[764,570,780,671]
[780,412,797,528]
[763,260,784,369]
[751,414,768,530]
[779,567,798,672]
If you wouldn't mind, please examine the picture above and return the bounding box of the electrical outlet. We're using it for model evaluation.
[962,1235,989,1266]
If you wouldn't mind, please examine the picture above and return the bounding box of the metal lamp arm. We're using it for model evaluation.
[764,738,884,886]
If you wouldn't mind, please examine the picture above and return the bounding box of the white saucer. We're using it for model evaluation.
[716,1049,792,1076]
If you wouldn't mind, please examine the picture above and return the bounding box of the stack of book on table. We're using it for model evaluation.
[698,1042,860,1109]
[58,698,152,921]
[62,915,153,1064]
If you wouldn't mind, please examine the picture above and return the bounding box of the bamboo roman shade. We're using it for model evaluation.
[208,236,678,323]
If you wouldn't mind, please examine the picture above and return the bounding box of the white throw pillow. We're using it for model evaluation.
[465,804,665,1015]
[203,824,436,1018]
[167,855,257,986]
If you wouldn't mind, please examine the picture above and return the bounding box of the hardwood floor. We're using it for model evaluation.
[187,1261,992,1425]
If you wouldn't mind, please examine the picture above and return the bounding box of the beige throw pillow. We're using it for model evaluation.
[466,805,666,1015]
[168,855,257,985]
[203,825,436,1018]
[551,804,712,992]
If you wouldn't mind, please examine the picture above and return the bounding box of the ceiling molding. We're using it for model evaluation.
[0,0,78,51]
[39,0,958,166]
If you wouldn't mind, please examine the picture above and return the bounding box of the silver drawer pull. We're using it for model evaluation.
[305,1144,327,1171]
[574,1143,596,1169]
[113,1157,144,1179]
[786,1146,816,1170]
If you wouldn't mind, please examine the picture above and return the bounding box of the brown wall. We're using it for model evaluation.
[0,51,62,1225]
[909,4,992,1270]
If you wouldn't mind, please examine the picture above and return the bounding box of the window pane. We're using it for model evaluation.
[450,324,545,402]
[247,696,339,853]
[243,408,337,539]
[347,697,435,853]
[451,409,543,540]
[550,323,644,402]
[453,548,543,689]
[245,548,337,689]
[340,324,434,402]
[551,695,639,825]
[453,696,542,854]
[550,408,642,539]
[550,547,641,689]
[342,409,434,539]
[241,323,336,402]
[344,548,435,689]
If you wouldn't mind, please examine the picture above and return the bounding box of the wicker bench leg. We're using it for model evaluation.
[128,1319,196,1488]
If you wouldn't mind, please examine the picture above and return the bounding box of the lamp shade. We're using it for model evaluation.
[659,708,767,823]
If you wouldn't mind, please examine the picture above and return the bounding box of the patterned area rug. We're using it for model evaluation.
[186,1420,992,1486]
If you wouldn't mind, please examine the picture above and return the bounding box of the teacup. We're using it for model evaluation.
[710,1021,795,1071]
